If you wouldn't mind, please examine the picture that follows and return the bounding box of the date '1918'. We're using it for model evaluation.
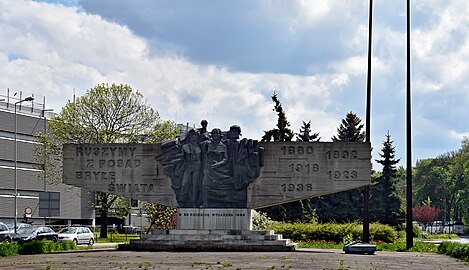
[288,163,319,173]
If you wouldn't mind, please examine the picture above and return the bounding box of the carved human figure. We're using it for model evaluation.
[180,129,202,207]
[197,119,210,143]
[157,122,263,209]
[201,128,230,207]
[226,125,262,207]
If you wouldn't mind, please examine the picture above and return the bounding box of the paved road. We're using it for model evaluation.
[0,248,467,269]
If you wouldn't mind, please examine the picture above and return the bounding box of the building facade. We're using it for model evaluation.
[0,92,94,226]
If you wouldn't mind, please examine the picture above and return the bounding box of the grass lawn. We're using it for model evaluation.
[94,233,140,243]
[298,233,460,253]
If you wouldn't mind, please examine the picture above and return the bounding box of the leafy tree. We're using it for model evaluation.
[312,111,365,222]
[143,202,177,233]
[448,137,469,223]
[413,204,440,231]
[413,157,453,221]
[35,83,178,238]
[370,131,404,226]
[414,138,469,224]
[261,93,294,142]
[296,121,320,142]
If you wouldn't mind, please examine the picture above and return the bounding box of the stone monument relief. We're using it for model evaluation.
[63,121,372,210]
[157,125,263,208]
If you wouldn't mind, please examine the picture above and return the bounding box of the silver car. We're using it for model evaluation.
[0,223,12,243]
[57,227,94,246]
[6,222,32,234]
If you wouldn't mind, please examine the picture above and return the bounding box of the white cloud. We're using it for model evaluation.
[0,0,345,141]
[1,0,468,167]
[449,130,469,141]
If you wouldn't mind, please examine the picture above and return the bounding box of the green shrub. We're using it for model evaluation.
[377,239,438,253]
[267,222,397,243]
[438,242,469,262]
[413,225,422,238]
[370,223,398,243]
[18,240,77,255]
[19,240,52,255]
[59,240,77,251]
[0,243,19,257]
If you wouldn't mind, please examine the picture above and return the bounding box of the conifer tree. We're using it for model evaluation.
[332,111,365,142]
[261,93,294,142]
[371,131,404,226]
[296,121,320,142]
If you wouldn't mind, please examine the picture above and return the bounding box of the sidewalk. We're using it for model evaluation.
[424,236,469,245]
[0,248,467,269]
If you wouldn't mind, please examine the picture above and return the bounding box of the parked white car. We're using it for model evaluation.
[57,227,94,246]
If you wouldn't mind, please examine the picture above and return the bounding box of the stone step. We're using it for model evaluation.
[135,239,291,246]
[130,239,297,252]
[129,229,296,252]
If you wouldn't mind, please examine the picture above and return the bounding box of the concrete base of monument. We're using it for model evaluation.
[129,208,296,251]
[129,229,297,252]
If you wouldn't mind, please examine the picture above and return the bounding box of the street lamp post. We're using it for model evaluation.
[14,96,34,234]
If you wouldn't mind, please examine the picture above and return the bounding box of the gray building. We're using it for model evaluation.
[0,92,94,226]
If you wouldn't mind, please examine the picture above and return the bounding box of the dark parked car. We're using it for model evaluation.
[12,226,58,243]
[0,222,12,243]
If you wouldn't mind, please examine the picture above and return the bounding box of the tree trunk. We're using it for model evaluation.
[100,210,109,238]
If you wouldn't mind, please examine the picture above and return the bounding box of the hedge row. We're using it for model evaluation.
[267,222,397,243]
[0,240,77,257]
[438,242,469,262]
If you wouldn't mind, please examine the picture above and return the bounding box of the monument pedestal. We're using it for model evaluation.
[130,208,296,251]
[130,229,296,252]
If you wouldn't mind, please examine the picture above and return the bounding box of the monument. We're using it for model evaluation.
[63,121,371,251]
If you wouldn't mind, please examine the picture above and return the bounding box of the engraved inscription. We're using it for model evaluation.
[327,170,358,180]
[281,183,313,192]
[275,143,368,195]
[288,163,319,173]
[281,145,314,155]
[73,145,150,194]
[326,150,358,159]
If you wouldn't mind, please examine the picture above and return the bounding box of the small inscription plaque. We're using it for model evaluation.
[177,208,252,230]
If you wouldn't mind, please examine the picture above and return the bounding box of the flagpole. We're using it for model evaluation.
[363,0,373,243]
[405,0,413,250]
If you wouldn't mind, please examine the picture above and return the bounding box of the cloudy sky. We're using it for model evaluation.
[1,0,468,169]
